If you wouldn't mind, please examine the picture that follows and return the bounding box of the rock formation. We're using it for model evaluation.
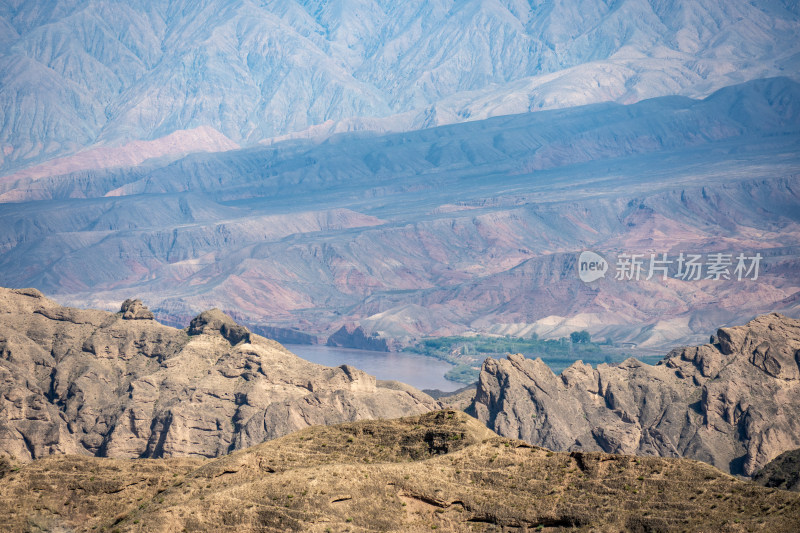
[470,313,800,476]
[0,287,438,461]
[326,324,389,351]
[119,298,155,320]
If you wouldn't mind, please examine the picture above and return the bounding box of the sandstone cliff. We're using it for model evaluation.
[470,313,800,476]
[0,288,438,461]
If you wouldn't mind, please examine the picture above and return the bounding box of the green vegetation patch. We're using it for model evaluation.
[405,332,655,384]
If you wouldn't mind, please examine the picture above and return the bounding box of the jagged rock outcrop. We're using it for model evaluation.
[326,324,389,351]
[469,313,800,476]
[0,288,439,461]
[754,448,800,492]
[119,298,155,320]
[188,308,251,345]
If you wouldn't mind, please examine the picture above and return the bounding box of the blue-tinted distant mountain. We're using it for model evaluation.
[1,0,799,175]
[0,77,798,349]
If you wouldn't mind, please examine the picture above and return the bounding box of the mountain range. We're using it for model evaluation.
[1,76,799,347]
[3,286,800,480]
[2,0,799,177]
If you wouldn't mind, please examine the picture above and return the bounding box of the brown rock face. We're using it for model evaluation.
[0,288,439,461]
[470,313,800,476]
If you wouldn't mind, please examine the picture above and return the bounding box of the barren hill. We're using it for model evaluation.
[0,287,438,461]
[0,410,798,532]
[755,448,800,492]
[470,312,800,476]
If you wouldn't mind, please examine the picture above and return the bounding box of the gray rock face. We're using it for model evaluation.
[326,324,389,351]
[0,288,439,461]
[188,308,250,346]
[469,313,800,476]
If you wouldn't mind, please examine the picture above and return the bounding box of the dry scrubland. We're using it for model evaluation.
[1,411,798,532]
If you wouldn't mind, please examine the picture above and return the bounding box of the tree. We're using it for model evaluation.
[570,330,591,344]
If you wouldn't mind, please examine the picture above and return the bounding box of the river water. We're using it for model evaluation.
[285,344,462,392]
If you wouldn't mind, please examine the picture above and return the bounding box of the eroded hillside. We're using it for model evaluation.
[0,411,798,532]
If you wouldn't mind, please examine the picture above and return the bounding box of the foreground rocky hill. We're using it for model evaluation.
[0,287,438,461]
[470,313,800,476]
[0,410,797,532]
[755,448,800,492]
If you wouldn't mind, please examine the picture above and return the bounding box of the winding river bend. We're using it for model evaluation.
[286,345,462,392]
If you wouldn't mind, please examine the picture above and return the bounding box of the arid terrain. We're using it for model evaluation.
[3,290,800,530]
[754,448,800,493]
[2,3,800,531]
[1,410,799,532]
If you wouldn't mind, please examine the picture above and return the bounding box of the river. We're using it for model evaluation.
[285,344,463,392]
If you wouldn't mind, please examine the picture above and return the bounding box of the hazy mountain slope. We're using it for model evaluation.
[0,287,438,461]
[1,0,798,175]
[2,411,799,532]
[0,78,799,348]
[3,75,798,202]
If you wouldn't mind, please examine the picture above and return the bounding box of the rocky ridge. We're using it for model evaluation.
[470,313,800,476]
[1,410,798,532]
[0,287,439,461]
